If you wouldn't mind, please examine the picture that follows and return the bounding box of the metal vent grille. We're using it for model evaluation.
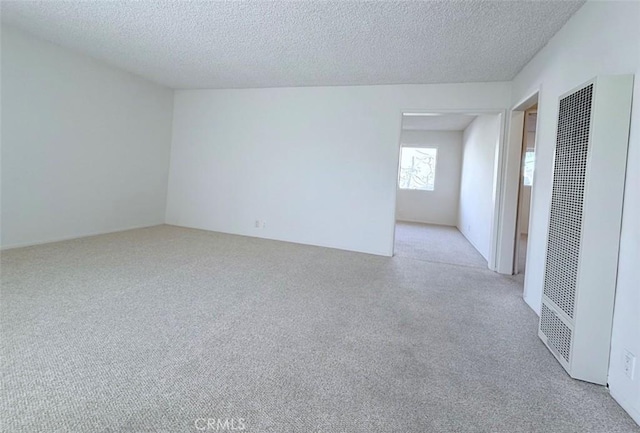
[541,303,572,363]
[543,84,593,319]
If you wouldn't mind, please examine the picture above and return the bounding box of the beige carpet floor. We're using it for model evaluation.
[1,225,638,432]
[394,222,488,268]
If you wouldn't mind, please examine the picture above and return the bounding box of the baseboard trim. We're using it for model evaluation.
[1,223,165,250]
[610,388,640,426]
[456,226,490,262]
[164,223,391,257]
[395,219,455,227]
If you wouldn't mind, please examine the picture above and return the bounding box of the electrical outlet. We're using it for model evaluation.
[261,221,266,229]
[254,220,261,228]
[623,350,636,379]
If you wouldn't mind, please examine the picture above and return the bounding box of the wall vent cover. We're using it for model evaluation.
[540,304,572,363]
[538,75,633,385]
[543,83,593,319]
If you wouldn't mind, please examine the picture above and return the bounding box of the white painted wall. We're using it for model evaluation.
[1,27,174,248]
[457,114,501,261]
[395,130,462,226]
[166,84,510,256]
[511,1,640,424]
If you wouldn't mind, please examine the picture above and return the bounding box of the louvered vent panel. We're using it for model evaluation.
[538,75,632,385]
[543,84,593,319]
[540,304,572,363]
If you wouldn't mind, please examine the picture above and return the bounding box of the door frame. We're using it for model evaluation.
[390,108,507,271]
[492,89,541,275]
[514,106,538,275]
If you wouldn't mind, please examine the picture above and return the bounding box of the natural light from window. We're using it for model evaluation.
[523,150,535,186]
[398,147,437,191]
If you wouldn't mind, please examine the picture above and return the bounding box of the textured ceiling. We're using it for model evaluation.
[1,1,584,89]
[402,114,477,131]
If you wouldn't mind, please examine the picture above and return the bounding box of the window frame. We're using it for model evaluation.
[397,145,439,192]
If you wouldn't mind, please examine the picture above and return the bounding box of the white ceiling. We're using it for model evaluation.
[0,1,584,90]
[402,114,477,131]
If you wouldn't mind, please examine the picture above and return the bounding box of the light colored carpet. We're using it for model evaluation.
[1,225,638,432]
[394,222,488,268]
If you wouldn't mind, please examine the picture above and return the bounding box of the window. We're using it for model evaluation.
[523,150,535,186]
[398,147,437,191]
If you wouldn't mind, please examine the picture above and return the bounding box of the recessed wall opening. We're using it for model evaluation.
[515,106,538,278]
[504,92,540,292]
[392,111,503,269]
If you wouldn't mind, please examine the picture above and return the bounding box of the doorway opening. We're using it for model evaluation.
[514,106,538,277]
[494,91,540,295]
[392,111,503,269]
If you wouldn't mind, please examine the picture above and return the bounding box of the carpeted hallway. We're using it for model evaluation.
[1,225,638,432]
[393,222,488,268]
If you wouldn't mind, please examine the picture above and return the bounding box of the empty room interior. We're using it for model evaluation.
[1,1,639,432]
[394,111,500,270]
